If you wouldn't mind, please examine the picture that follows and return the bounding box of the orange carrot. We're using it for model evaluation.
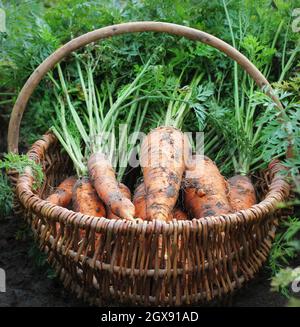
[133,182,175,220]
[72,176,106,217]
[134,182,188,220]
[133,182,148,220]
[107,183,132,219]
[88,153,135,220]
[46,176,77,207]
[228,175,256,211]
[184,155,232,218]
[140,126,189,221]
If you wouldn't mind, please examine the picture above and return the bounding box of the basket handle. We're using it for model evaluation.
[7,21,284,154]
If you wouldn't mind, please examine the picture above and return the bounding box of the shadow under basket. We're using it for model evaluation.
[14,132,290,306]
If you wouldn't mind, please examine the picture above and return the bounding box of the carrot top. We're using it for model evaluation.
[50,54,154,179]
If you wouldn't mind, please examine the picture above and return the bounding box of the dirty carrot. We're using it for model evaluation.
[46,176,77,207]
[133,182,147,220]
[140,126,189,221]
[228,175,256,211]
[134,182,188,221]
[72,176,106,217]
[184,155,232,218]
[88,153,135,220]
[106,182,132,219]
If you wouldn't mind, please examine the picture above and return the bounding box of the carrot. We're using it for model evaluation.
[183,155,232,218]
[140,127,188,221]
[133,182,148,220]
[107,183,132,219]
[88,152,135,220]
[46,176,76,207]
[140,125,189,222]
[134,180,189,221]
[72,176,106,217]
[133,182,174,220]
[228,175,256,211]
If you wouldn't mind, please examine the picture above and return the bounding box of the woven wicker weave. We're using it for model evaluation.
[8,22,291,306]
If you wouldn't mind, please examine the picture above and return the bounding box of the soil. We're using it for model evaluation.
[0,213,289,307]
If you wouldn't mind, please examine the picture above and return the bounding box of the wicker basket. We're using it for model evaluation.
[8,22,291,306]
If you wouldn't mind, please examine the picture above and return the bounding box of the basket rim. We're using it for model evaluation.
[15,132,290,235]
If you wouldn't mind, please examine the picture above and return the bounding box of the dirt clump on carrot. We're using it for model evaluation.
[228,175,256,211]
[46,176,76,207]
[183,155,232,218]
[88,152,135,220]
